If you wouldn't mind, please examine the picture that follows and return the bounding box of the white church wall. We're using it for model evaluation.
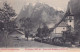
[53,27,67,34]
[67,16,74,28]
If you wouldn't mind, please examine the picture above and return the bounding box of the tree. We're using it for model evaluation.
[3,2,16,30]
[19,17,34,40]
[0,2,16,31]
[0,2,16,47]
[36,25,50,37]
[7,20,17,33]
[36,24,50,42]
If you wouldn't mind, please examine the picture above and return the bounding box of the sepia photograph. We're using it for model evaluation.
[0,0,80,49]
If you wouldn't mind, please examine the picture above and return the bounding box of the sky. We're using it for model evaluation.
[0,0,70,14]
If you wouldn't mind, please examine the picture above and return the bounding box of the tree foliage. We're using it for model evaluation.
[19,17,34,40]
[0,2,17,46]
[0,2,16,32]
[19,17,34,31]
[36,25,50,38]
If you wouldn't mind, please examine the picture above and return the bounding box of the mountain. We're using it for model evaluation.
[68,0,80,15]
[16,3,64,31]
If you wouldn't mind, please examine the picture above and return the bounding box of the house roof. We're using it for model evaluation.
[58,21,67,27]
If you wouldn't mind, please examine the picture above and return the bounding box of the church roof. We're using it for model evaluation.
[58,21,67,27]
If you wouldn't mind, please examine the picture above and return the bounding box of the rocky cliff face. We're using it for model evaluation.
[16,3,64,32]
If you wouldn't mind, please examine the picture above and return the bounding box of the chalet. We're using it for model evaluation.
[53,15,74,34]
[53,21,67,34]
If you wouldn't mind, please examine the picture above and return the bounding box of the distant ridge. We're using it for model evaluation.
[16,3,64,32]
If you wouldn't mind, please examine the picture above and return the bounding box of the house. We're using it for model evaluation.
[10,29,35,40]
[50,15,74,38]
[53,21,67,34]
[10,30,25,38]
[53,15,74,35]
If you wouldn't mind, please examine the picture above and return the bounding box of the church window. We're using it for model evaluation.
[69,16,72,22]
[70,20,72,22]
[63,28,65,29]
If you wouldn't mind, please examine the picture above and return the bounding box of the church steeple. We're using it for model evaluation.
[66,15,74,29]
